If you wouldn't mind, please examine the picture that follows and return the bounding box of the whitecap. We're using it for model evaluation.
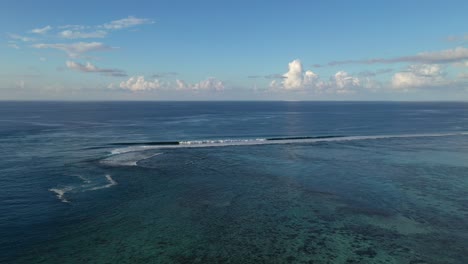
[108,132,468,154]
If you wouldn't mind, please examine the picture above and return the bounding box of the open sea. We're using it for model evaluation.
[1,101,467,264]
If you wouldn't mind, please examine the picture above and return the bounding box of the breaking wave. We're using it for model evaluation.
[108,132,468,154]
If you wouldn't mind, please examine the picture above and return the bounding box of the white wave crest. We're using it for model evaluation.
[109,132,468,154]
[180,138,266,145]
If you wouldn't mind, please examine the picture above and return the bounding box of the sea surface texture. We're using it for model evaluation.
[1,101,467,264]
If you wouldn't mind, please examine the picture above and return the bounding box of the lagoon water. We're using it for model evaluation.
[1,101,468,263]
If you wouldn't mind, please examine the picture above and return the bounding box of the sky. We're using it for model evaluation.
[1,0,468,101]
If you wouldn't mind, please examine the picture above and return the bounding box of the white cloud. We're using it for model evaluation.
[8,34,34,42]
[193,77,225,91]
[333,71,360,90]
[101,16,154,30]
[175,77,225,91]
[58,25,88,30]
[115,76,224,92]
[415,47,468,64]
[303,70,319,86]
[281,59,321,90]
[119,76,163,91]
[269,79,280,89]
[66,61,127,76]
[176,79,187,90]
[274,59,359,94]
[321,47,468,66]
[32,42,113,58]
[392,64,444,89]
[31,25,52,34]
[59,30,107,39]
[283,60,305,89]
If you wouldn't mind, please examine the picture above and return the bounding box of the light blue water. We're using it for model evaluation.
[1,102,467,263]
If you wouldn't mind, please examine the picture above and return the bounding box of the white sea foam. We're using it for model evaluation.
[49,187,72,203]
[88,175,117,191]
[109,132,468,154]
[180,138,266,145]
[110,145,160,155]
[101,151,162,166]
[50,174,120,203]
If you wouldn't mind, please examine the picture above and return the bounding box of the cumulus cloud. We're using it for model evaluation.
[194,78,224,91]
[175,79,187,90]
[283,60,305,89]
[175,77,225,91]
[318,47,468,67]
[119,76,164,91]
[59,30,107,39]
[31,25,52,34]
[114,76,225,92]
[303,70,320,87]
[272,59,360,94]
[66,61,127,77]
[32,42,113,57]
[332,71,360,92]
[101,16,154,30]
[391,64,445,89]
[281,59,320,90]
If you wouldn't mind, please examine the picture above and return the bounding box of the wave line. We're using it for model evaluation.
[108,132,468,154]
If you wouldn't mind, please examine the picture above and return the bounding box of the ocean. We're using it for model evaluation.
[1,101,467,263]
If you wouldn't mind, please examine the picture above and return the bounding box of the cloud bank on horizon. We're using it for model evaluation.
[1,1,468,100]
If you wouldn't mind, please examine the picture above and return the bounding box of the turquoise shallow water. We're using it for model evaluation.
[1,102,468,263]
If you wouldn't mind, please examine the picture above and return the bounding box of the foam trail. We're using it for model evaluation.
[109,132,468,154]
[88,175,117,191]
[50,174,119,203]
[49,188,71,203]
[101,152,162,166]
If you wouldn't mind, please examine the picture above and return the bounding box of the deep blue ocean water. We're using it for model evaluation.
[1,101,467,263]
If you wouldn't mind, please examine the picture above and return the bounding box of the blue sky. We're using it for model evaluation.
[1,0,468,100]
